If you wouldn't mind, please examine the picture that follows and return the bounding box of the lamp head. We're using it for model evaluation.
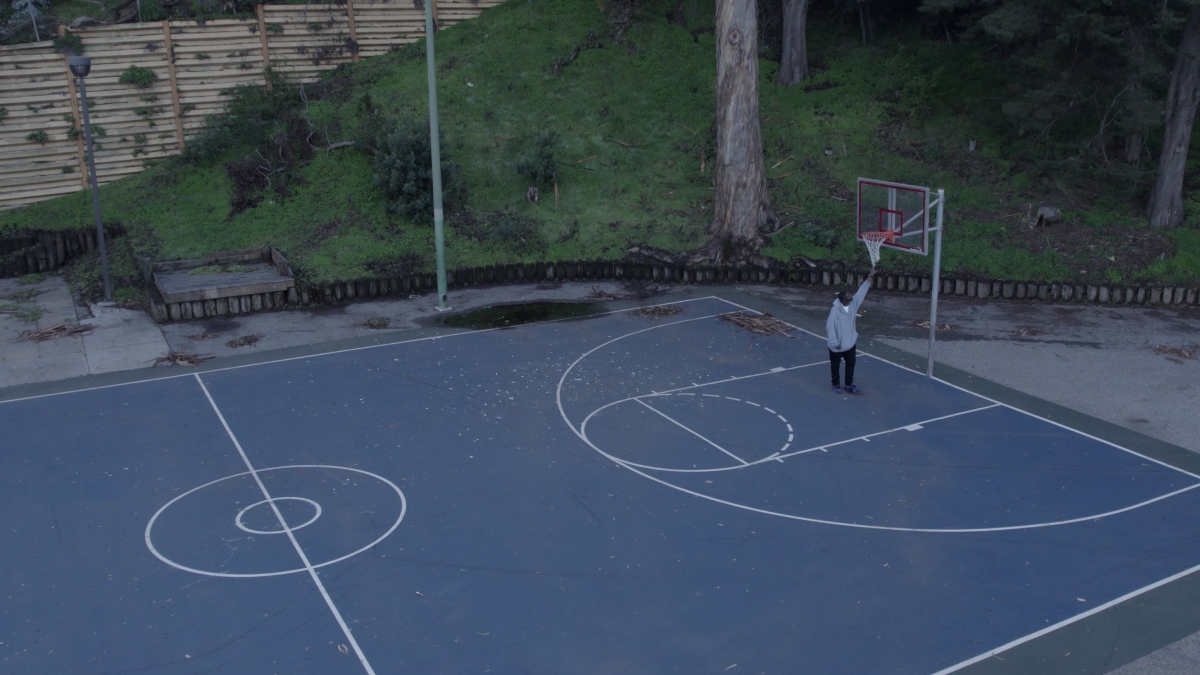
[68,56,91,78]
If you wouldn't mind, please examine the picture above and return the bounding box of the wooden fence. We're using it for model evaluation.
[0,0,503,211]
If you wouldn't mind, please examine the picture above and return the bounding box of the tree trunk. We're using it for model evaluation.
[1148,5,1200,228]
[697,0,779,265]
[776,0,809,87]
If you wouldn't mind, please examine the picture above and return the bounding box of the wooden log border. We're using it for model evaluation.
[140,258,1200,324]
[0,225,125,278]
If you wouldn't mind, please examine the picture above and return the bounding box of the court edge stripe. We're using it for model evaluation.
[927,559,1200,675]
[193,374,377,675]
[711,296,1200,483]
[0,291,720,401]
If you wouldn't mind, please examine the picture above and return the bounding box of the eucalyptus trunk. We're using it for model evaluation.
[697,0,778,265]
[776,0,810,87]
[1148,5,1200,228]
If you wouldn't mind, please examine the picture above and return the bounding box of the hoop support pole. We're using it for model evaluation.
[927,188,945,377]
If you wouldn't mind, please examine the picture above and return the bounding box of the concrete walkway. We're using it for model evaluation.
[0,275,169,386]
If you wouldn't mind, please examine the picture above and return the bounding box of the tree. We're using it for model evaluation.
[776,0,811,86]
[1149,4,1200,229]
[9,0,49,42]
[695,0,779,265]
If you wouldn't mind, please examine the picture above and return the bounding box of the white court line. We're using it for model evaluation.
[712,296,1200,483]
[556,303,1200,532]
[0,295,728,407]
[635,398,749,465]
[929,559,1200,675]
[632,361,826,399]
[776,404,1000,461]
[194,374,377,675]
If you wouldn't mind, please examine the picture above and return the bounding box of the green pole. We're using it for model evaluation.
[423,0,449,311]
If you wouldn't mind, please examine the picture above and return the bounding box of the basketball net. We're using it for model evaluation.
[862,231,895,266]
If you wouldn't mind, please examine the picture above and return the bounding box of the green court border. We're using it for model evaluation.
[1,285,1196,675]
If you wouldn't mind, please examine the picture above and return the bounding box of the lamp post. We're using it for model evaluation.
[68,55,112,302]
[422,0,449,311]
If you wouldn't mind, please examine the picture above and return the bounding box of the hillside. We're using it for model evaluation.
[2,0,1198,304]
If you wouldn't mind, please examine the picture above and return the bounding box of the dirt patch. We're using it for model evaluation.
[1008,219,1174,281]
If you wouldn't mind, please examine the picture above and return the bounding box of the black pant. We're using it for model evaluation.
[829,344,856,387]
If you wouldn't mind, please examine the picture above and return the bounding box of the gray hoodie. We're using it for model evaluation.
[826,280,871,352]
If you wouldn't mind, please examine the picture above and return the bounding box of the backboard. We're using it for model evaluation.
[857,178,930,255]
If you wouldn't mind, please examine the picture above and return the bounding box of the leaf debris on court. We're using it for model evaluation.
[153,350,216,367]
[629,305,686,319]
[718,311,795,337]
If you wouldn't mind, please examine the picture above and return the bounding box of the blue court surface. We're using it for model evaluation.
[4,294,1200,674]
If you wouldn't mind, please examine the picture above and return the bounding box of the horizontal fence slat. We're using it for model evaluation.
[1,0,500,210]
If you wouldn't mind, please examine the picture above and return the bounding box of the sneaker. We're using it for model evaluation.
[832,385,843,394]
[844,385,862,394]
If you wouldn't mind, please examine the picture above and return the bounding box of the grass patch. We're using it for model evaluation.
[187,263,254,275]
[2,0,1197,286]
[0,303,43,322]
[361,316,390,329]
[3,288,45,302]
[17,273,46,285]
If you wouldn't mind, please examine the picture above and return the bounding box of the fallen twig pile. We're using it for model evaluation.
[915,320,958,332]
[1153,345,1194,360]
[718,311,795,337]
[19,323,92,342]
[630,305,686,319]
[153,350,215,367]
[226,334,263,348]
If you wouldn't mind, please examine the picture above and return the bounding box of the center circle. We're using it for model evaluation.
[235,496,323,535]
[145,464,406,578]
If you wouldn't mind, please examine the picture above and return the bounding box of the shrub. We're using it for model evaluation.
[182,69,303,164]
[118,65,158,89]
[515,131,558,186]
[53,32,83,55]
[25,130,49,145]
[373,117,463,222]
[487,210,544,256]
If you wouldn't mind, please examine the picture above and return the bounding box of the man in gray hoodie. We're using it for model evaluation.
[826,269,876,394]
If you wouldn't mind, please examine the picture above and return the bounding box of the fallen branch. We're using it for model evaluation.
[20,323,92,342]
[769,155,794,170]
[630,305,686,319]
[1154,345,1194,360]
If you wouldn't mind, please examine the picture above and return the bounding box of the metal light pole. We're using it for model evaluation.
[68,55,112,302]
[926,188,945,377]
[422,0,450,311]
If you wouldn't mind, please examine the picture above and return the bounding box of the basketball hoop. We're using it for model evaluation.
[862,231,895,266]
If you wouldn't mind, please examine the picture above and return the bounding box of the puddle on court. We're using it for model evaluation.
[440,301,600,329]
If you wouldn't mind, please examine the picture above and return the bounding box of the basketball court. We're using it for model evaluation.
[4,289,1200,675]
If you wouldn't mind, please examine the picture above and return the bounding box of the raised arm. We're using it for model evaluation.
[850,269,875,310]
